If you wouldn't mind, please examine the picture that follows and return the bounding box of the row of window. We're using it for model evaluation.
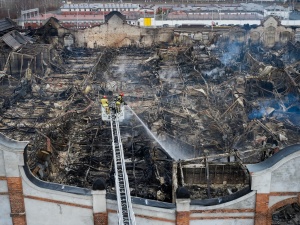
[63,21,101,24]
[41,20,134,24]
[26,21,102,24]
[63,8,136,12]
[186,12,258,15]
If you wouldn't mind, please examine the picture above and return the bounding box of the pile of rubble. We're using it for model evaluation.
[1,34,300,202]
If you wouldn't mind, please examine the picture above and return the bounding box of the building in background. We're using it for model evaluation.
[18,3,296,29]
[60,3,140,15]
[264,4,290,19]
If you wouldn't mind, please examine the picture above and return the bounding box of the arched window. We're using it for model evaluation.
[265,26,276,47]
[280,31,291,44]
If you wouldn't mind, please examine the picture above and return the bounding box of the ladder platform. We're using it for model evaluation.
[108,108,136,225]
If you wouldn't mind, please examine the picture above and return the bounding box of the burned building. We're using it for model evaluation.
[0,12,300,225]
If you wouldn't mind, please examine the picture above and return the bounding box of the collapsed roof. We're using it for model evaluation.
[0,19,300,203]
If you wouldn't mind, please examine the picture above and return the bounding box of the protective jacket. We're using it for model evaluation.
[100,98,108,106]
[117,95,123,103]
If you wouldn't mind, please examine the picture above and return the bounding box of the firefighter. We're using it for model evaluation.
[117,93,124,104]
[100,95,109,113]
[115,93,124,113]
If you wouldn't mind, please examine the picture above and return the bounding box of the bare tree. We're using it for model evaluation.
[0,0,61,19]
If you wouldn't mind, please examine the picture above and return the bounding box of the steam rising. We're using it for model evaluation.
[248,95,300,126]
[220,42,242,66]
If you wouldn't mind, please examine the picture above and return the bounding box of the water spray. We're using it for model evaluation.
[126,105,190,160]
[127,105,167,149]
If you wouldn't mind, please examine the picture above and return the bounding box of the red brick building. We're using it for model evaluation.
[60,3,140,15]
[23,13,105,29]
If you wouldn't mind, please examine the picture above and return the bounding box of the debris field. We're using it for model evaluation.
[1,29,300,205]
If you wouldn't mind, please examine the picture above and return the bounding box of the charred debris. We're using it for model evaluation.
[0,28,300,203]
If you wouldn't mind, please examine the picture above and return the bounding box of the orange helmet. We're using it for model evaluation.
[103,96,107,99]
[120,93,124,96]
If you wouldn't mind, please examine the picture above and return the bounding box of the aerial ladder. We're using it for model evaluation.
[101,100,136,225]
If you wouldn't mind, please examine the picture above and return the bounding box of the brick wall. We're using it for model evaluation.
[266,196,299,225]
[7,177,27,225]
[176,211,190,225]
[254,193,269,225]
[94,212,108,225]
[254,193,300,225]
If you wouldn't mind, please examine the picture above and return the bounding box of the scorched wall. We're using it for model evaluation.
[53,15,295,48]
[64,13,173,48]
[2,132,300,225]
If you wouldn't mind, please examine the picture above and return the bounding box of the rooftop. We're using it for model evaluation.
[61,3,140,9]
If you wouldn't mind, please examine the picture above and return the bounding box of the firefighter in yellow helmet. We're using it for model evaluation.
[100,95,109,114]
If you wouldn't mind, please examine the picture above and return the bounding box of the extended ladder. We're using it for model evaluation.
[109,109,136,225]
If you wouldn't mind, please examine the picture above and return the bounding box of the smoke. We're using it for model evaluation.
[219,42,242,66]
[158,68,181,89]
[203,67,225,80]
[114,55,132,81]
[248,95,300,125]
[113,55,142,81]
[159,68,179,81]
[117,60,127,76]
[248,104,273,120]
